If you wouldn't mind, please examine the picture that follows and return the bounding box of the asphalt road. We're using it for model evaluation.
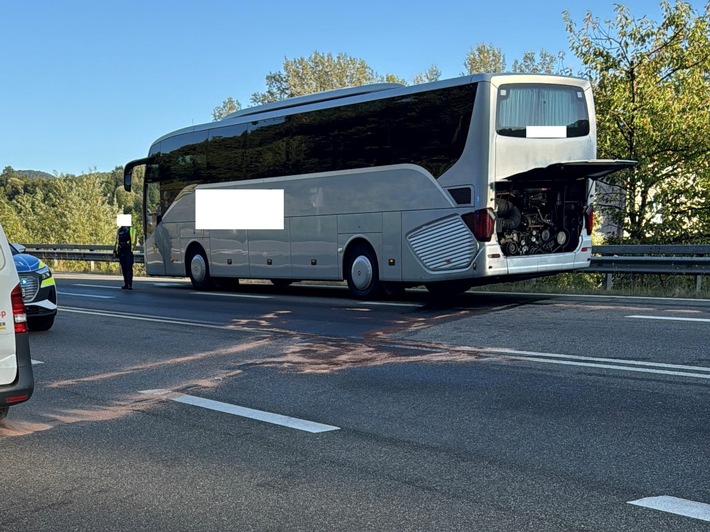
[1,273,708,531]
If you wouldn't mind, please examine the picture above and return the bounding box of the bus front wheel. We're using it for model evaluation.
[188,248,213,290]
[346,244,383,299]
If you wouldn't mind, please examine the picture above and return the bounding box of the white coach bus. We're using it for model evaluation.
[123,73,634,298]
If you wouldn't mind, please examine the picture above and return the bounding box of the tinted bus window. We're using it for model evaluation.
[209,83,476,181]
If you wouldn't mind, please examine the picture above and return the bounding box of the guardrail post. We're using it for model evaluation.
[696,275,702,293]
[90,261,95,272]
[605,273,613,291]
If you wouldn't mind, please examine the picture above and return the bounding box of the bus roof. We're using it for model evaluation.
[150,73,588,147]
[222,83,405,120]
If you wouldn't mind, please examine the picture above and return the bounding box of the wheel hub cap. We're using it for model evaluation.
[191,255,206,283]
[351,255,373,291]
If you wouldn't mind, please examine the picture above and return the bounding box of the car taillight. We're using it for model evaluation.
[463,208,495,242]
[11,284,28,334]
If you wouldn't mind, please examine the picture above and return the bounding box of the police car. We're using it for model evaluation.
[10,244,57,331]
[0,224,33,419]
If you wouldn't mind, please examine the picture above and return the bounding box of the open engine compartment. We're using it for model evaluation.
[494,179,587,256]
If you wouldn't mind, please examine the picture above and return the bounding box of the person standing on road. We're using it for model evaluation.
[114,224,137,290]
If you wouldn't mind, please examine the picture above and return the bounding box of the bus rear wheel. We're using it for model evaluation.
[188,248,213,290]
[346,244,383,299]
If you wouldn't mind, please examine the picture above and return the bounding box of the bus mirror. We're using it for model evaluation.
[123,157,153,193]
[123,167,132,192]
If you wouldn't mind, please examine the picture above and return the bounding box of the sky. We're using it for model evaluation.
[1,0,705,176]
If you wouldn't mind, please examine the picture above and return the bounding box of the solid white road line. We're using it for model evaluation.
[57,291,115,299]
[474,290,710,304]
[490,348,710,373]
[488,347,710,380]
[629,496,710,522]
[627,315,710,323]
[73,283,122,290]
[31,359,44,365]
[61,307,231,330]
[139,390,340,433]
[362,301,422,308]
[506,356,710,380]
[192,292,273,299]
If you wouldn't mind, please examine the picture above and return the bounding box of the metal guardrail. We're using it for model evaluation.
[21,243,709,291]
[20,243,145,264]
[588,245,710,291]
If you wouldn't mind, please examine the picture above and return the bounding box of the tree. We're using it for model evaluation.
[212,97,241,121]
[384,73,407,85]
[250,51,403,105]
[52,173,118,245]
[565,1,710,243]
[511,50,561,74]
[0,197,26,243]
[463,42,506,74]
[464,43,563,75]
[413,65,442,84]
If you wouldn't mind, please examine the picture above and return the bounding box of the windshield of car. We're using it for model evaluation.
[9,244,19,256]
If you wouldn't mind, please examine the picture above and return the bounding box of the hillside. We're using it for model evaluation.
[16,169,56,179]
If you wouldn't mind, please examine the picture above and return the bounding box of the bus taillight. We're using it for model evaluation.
[12,284,28,334]
[464,208,495,242]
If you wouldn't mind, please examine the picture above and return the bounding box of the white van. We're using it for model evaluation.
[0,223,34,419]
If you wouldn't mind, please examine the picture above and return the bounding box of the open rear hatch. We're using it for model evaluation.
[495,159,636,256]
[503,159,637,184]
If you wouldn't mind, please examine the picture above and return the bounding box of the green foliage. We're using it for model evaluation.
[212,96,241,121]
[511,50,561,74]
[464,43,506,74]
[0,169,132,246]
[565,0,710,244]
[250,51,405,105]
[463,42,564,75]
[413,65,442,84]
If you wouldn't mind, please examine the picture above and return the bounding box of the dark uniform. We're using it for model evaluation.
[115,225,137,289]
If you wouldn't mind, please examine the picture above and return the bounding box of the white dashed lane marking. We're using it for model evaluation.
[57,291,115,299]
[627,315,710,323]
[139,389,340,433]
[629,496,710,522]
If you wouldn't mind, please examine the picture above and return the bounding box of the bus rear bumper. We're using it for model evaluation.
[473,239,593,278]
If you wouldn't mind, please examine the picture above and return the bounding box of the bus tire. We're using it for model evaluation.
[188,248,213,290]
[346,244,383,299]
